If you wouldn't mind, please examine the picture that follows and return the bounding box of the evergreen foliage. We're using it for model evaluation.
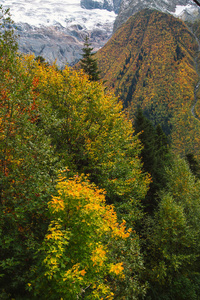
[144,156,200,299]
[80,36,100,81]
[134,108,170,213]
[186,153,200,179]
[35,55,49,67]
[0,5,18,56]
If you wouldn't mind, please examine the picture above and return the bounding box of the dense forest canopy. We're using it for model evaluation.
[1,4,200,300]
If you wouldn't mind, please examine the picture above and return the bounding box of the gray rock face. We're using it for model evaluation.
[16,25,82,67]
[114,0,200,32]
[15,22,113,68]
[80,0,122,13]
[81,0,113,11]
[113,0,122,13]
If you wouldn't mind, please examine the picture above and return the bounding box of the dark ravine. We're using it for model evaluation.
[192,71,200,120]
[190,26,200,121]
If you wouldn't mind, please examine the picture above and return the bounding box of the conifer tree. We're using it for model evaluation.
[134,108,170,213]
[80,36,100,81]
[186,153,200,179]
[144,156,200,299]
[0,5,18,73]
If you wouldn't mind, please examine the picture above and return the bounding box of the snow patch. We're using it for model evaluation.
[175,4,193,15]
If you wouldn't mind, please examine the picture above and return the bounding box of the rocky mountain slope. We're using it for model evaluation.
[114,0,200,32]
[3,0,117,67]
[96,9,200,158]
[81,0,122,13]
[14,22,112,67]
[3,0,200,67]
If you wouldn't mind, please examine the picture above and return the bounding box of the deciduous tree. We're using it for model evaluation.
[30,174,132,299]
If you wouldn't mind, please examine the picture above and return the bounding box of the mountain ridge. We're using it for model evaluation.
[114,0,200,32]
[96,9,200,158]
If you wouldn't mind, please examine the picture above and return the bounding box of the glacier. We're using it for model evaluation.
[1,0,117,67]
[2,0,116,32]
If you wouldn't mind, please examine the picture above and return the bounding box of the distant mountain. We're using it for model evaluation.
[14,22,113,67]
[3,0,200,67]
[3,0,116,67]
[114,0,200,32]
[96,9,200,158]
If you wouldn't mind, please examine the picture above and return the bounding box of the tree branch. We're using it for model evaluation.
[192,0,200,7]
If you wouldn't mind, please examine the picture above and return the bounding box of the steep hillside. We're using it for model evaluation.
[96,9,200,158]
[189,19,200,119]
[114,0,200,32]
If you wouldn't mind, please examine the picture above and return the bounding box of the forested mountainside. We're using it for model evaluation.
[2,4,200,300]
[190,19,200,116]
[96,9,200,159]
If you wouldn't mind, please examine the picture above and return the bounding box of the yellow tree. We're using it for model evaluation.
[29,62,150,298]
[34,63,150,213]
[30,174,132,299]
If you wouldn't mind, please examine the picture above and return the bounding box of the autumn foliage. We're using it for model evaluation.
[96,9,200,159]
[1,5,200,300]
[0,7,149,298]
[30,174,132,299]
